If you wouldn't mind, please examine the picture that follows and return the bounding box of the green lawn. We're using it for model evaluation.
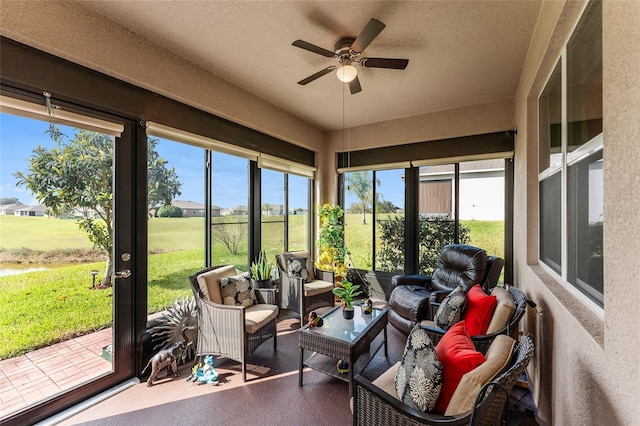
[0,213,502,359]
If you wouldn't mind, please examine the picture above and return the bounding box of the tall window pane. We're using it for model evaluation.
[567,0,602,154]
[375,169,405,273]
[459,159,505,278]
[0,113,114,415]
[538,60,563,276]
[539,62,562,173]
[288,174,309,252]
[539,172,562,275]
[567,150,603,305]
[212,152,249,270]
[418,164,457,275]
[261,169,285,261]
[148,138,204,314]
[344,171,373,269]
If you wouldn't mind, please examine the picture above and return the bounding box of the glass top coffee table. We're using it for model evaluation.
[299,304,388,395]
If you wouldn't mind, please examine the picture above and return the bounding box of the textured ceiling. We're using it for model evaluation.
[82,1,541,132]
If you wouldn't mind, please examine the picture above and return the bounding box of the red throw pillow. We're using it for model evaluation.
[434,321,485,414]
[464,284,497,336]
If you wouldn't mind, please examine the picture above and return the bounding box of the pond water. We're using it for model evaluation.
[0,263,73,277]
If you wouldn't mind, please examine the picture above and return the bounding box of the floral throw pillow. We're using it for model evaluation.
[394,325,443,412]
[287,256,309,282]
[434,285,467,330]
[220,273,257,307]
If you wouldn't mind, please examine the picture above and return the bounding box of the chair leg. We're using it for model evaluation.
[274,326,277,351]
[242,358,246,382]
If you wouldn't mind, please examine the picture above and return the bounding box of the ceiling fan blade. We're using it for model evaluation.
[292,40,335,58]
[297,67,335,85]
[360,57,409,70]
[349,76,362,94]
[351,18,386,53]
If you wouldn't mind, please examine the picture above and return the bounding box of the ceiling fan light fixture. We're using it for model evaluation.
[336,64,357,83]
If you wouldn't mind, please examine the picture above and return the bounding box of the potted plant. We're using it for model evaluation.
[315,203,349,281]
[332,279,362,319]
[250,249,273,288]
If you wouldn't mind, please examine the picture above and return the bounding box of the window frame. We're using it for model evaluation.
[537,0,603,311]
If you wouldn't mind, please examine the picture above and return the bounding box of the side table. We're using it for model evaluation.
[256,286,279,306]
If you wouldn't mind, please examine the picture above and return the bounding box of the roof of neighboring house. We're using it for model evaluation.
[172,200,204,209]
[0,203,26,210]
[15,205,48,212]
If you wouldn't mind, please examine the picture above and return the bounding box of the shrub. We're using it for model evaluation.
[376,216,470,274]
[157,205,183,218]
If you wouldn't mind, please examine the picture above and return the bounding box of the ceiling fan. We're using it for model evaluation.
[293,18,409,94]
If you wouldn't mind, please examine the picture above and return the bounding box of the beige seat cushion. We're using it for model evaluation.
[196,265,237,304]
[486,287,516,334]
[372,361,402,398]
[278,250,315,282]
[303,279,333,297]
[244,304,279,334]
[444,334,516,416]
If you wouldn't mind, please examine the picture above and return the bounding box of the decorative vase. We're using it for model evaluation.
[342,308,355,320]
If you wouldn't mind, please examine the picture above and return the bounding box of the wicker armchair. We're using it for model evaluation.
[189,265,278,382]
[353,334,534,426]
[423,286,528,355]
[276,251,335,326]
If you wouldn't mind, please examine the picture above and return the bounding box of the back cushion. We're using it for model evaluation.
[444,334,515,416]
[279,251,315,282]
[196,265,237,304]
[434,321,486,415]
[464,284,497,336]
[486,286,516,334]
[431,244,487,292]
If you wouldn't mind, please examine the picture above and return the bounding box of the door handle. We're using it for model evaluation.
[115,269,131,279]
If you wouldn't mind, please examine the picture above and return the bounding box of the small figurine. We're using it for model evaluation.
[187,355,219,385]
[363,298,373,314]
[308,311,323,327]
[336,359,349,374]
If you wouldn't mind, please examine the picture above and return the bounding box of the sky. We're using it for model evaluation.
[0,112,405,209]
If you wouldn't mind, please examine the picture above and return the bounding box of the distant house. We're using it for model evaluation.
[419,159,505,221]
[263,204,284,216]
[170,200,221,217]
[0,202,26,215]
[231,205,248,216]
[172,200,204,217]
[14,205,48,217]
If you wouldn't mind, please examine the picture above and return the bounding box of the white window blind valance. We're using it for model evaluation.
[0,95,124,137]
[258,154,316,179]
[337,161,411,174]
[145,121,259,161]
[411,152,513,168]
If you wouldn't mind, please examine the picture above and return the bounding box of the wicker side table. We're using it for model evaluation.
[256,286,279,306]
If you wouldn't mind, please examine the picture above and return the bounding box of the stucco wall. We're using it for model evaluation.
[514,0,640,424]
[0,0,325,153]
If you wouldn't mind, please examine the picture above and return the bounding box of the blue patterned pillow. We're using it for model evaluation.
[220,273,257,307]
[394,325,442,412]
[287,257,309,282]
[434,285,467,330]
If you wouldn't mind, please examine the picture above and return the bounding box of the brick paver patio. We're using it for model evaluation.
[0,328,112,419]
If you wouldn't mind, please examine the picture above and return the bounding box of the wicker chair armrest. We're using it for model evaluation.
[314,267,334,284]
[353,374,471,425]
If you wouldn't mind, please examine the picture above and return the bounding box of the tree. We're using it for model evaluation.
[346,171,380,224]
[14,127,181,286]
[376,200,398,214]
[0,197,20,205]
[147,138,182,215]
